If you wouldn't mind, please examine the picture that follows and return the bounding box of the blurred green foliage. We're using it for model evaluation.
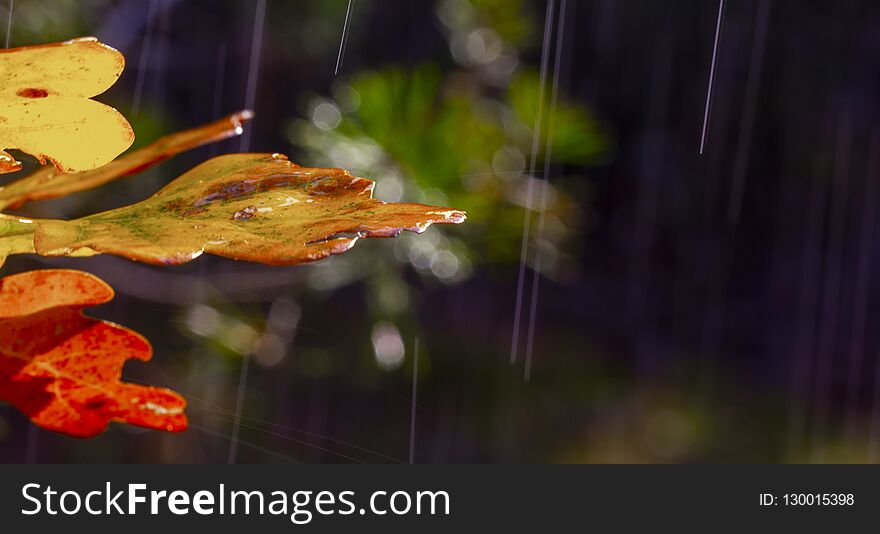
[508,70,611,165]
[290,1,610,290]
[437,0,533,49]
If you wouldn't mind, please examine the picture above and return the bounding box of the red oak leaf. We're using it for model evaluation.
[0,269,187,438]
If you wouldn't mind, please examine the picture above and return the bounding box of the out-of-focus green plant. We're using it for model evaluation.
[438,0,534,48]
[508,70,610,165]
[289,0,609,298]
[282,0,612,374]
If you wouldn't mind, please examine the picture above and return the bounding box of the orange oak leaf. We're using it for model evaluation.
[0,37,134,174]
[0,110,253,211]
[0,269,187,438]
[31,153,467,266]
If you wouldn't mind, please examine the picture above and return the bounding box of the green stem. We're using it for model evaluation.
[0,213,45,236]
[0,213,39,268]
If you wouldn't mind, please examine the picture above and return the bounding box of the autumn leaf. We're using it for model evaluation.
[0,37,134,174]
[0,269,187,437]
[31,153,467,265]
[0,110,253,211]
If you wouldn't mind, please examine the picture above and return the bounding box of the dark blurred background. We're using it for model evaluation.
[2,0,879,463]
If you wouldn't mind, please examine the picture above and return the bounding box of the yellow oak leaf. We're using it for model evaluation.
[0,37,134,174]
[31,153,467,265]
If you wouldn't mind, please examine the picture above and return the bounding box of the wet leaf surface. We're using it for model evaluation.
[0,110,252,210]
[0,269,187,437]
[0,37,134,174]
[32,153,467,265]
